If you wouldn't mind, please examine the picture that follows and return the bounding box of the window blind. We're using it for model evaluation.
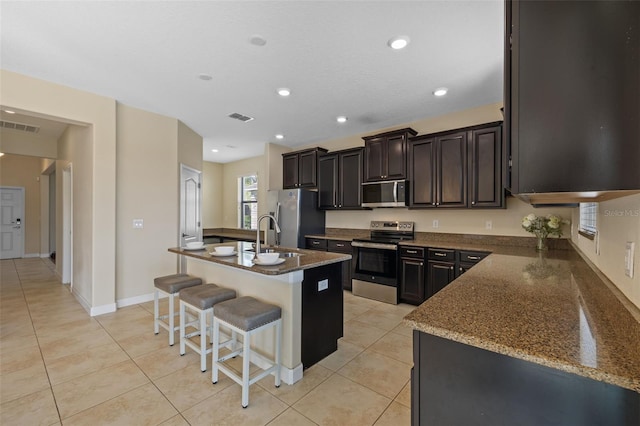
[579,202,597,237]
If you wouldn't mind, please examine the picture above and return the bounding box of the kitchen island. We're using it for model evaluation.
[404,248,640,425]
[169,241,350,384]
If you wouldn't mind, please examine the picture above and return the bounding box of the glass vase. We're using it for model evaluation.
[535,235,548,251]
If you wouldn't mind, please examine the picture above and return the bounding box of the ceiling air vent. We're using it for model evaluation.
[0,120,40,133]
[228,112,254,122]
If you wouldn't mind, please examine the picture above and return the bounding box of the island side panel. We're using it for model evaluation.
[186,257,303,374]
[413,331,640,426]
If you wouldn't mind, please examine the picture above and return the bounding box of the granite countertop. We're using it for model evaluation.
[169,241,350,276]
[202,228,257,241]
[403,249,640,393]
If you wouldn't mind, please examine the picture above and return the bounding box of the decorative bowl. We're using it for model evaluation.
[214,246,234,255]
[186,241,204,249]
[256,252,280,264]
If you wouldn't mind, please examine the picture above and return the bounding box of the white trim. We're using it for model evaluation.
[116,291,159,308]
[90,303,117,317]
[23,253,41,258]
[71,288,91,314]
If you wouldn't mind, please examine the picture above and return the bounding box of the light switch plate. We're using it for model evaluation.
[133,219,144,229]
[625,241,635,278]
[485,220,493,230]
[432,220,439,229]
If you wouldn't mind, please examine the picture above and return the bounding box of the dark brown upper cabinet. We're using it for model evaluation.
[318,147,364,210]
[282,147,328,189]
[409,122,503,209]
[363,128,417,182]
[505,0,640,198]
[468,125,503,208]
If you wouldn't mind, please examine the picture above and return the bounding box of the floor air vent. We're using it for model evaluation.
[0,120,40,133]
[228,112,254,122]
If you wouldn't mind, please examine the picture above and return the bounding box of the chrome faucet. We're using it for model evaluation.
[256,214,281,257]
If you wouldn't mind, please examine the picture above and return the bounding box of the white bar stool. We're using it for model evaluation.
[212,296,282,408]
[153,273,202,346]
[179,284,237,372]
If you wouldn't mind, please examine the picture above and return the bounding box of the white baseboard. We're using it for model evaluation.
[117,292,157,308]
[23,253,40,258]
[91,302,117,316]
[248,353,303,385]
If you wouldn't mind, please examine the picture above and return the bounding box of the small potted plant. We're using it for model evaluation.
[521,213,565,251]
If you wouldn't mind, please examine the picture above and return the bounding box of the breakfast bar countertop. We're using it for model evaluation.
[169,241,351,276]
[403,248,640,393]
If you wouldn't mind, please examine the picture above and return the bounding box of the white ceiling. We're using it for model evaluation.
[1,0,504,163]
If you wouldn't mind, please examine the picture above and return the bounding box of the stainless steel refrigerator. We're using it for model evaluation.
[266,189,325,249]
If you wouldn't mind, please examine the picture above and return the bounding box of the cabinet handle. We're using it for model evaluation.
[434,252,447,257]
[472,201,476,205]
[313,241,320,245]
[450,266,454,270]
[407,250,418,254]
[419,262,423,266]
[432,202,436,206]
[336,243,344,247]
[436,202,440,206]
[459,267,463,272]
[468,256,480,260]
[338,204,342,208]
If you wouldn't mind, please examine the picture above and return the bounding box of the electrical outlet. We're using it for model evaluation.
[485,220,493,230]
[318,279,328,291]
[132,219,144,229]
[625,241,635,278]
[432,220,439,229]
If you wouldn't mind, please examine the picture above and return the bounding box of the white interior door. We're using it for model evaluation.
[180,165,202,248]
[0,187,25,259]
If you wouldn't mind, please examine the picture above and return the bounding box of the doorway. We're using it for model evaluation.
[179,165,202,271]
[0,186,25,259]
[62,164,73,288]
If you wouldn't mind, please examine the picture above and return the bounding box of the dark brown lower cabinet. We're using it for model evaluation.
[400,247,426,305]
[412,332,640,425]
[327,240,353,291]
[427,261,455,297]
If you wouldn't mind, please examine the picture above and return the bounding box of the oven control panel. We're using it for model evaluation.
[370,221,414,231]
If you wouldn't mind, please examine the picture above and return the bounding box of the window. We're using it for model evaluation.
[579,202,597,239]
[239,174,258,230]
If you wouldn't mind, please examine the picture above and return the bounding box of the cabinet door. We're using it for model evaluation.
[318,154,338,209]
[282,154,299,189]
[386,135,407,180]
[364,137,386,182]
[401,257,426,305]
[327,240,353,290]
[509,0,640,194]
[339,149,363,208]
[409,138,436,207]
[427,261,456,297]
[436,132,467,207]
[469,125,503,208]
[298,150,318,188]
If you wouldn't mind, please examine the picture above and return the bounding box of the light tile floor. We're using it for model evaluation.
[0,258,414,425]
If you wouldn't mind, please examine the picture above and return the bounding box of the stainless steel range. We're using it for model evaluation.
[351,221,414,304]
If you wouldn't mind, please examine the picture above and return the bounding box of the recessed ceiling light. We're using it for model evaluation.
[0,153,4,157]
[3,109,16,114]
[277,88,290,97]
[336,116,348,123]
[211,149,219,153]
[249,35,267,46]
[433,87,448,97]
[388,36,410,50]
[198,74,213,81]
[275,134,284,140]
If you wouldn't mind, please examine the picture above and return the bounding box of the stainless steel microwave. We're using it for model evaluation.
[361,180,408,208]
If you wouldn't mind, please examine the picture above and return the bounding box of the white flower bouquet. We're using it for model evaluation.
[521,213,566,250]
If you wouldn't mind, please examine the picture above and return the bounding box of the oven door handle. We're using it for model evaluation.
[352,241,398,251]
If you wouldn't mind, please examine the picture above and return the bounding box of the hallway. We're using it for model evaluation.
[0,258,414,425]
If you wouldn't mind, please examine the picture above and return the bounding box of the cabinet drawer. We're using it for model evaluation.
[459,251,489,264]
[400,246,425,259]
[428,248,455,261]
[306,238,328,251]
[327,240,352,253]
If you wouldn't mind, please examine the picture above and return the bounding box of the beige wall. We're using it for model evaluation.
[57,125,94,307]
[221,156,265,228]
[0,128,58,159]
[116,104,198,302]
[572,194,640,309]
[1,69,117,313]
[202,161,224,228]
[265,143,291,191]
[0,154,43,255]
